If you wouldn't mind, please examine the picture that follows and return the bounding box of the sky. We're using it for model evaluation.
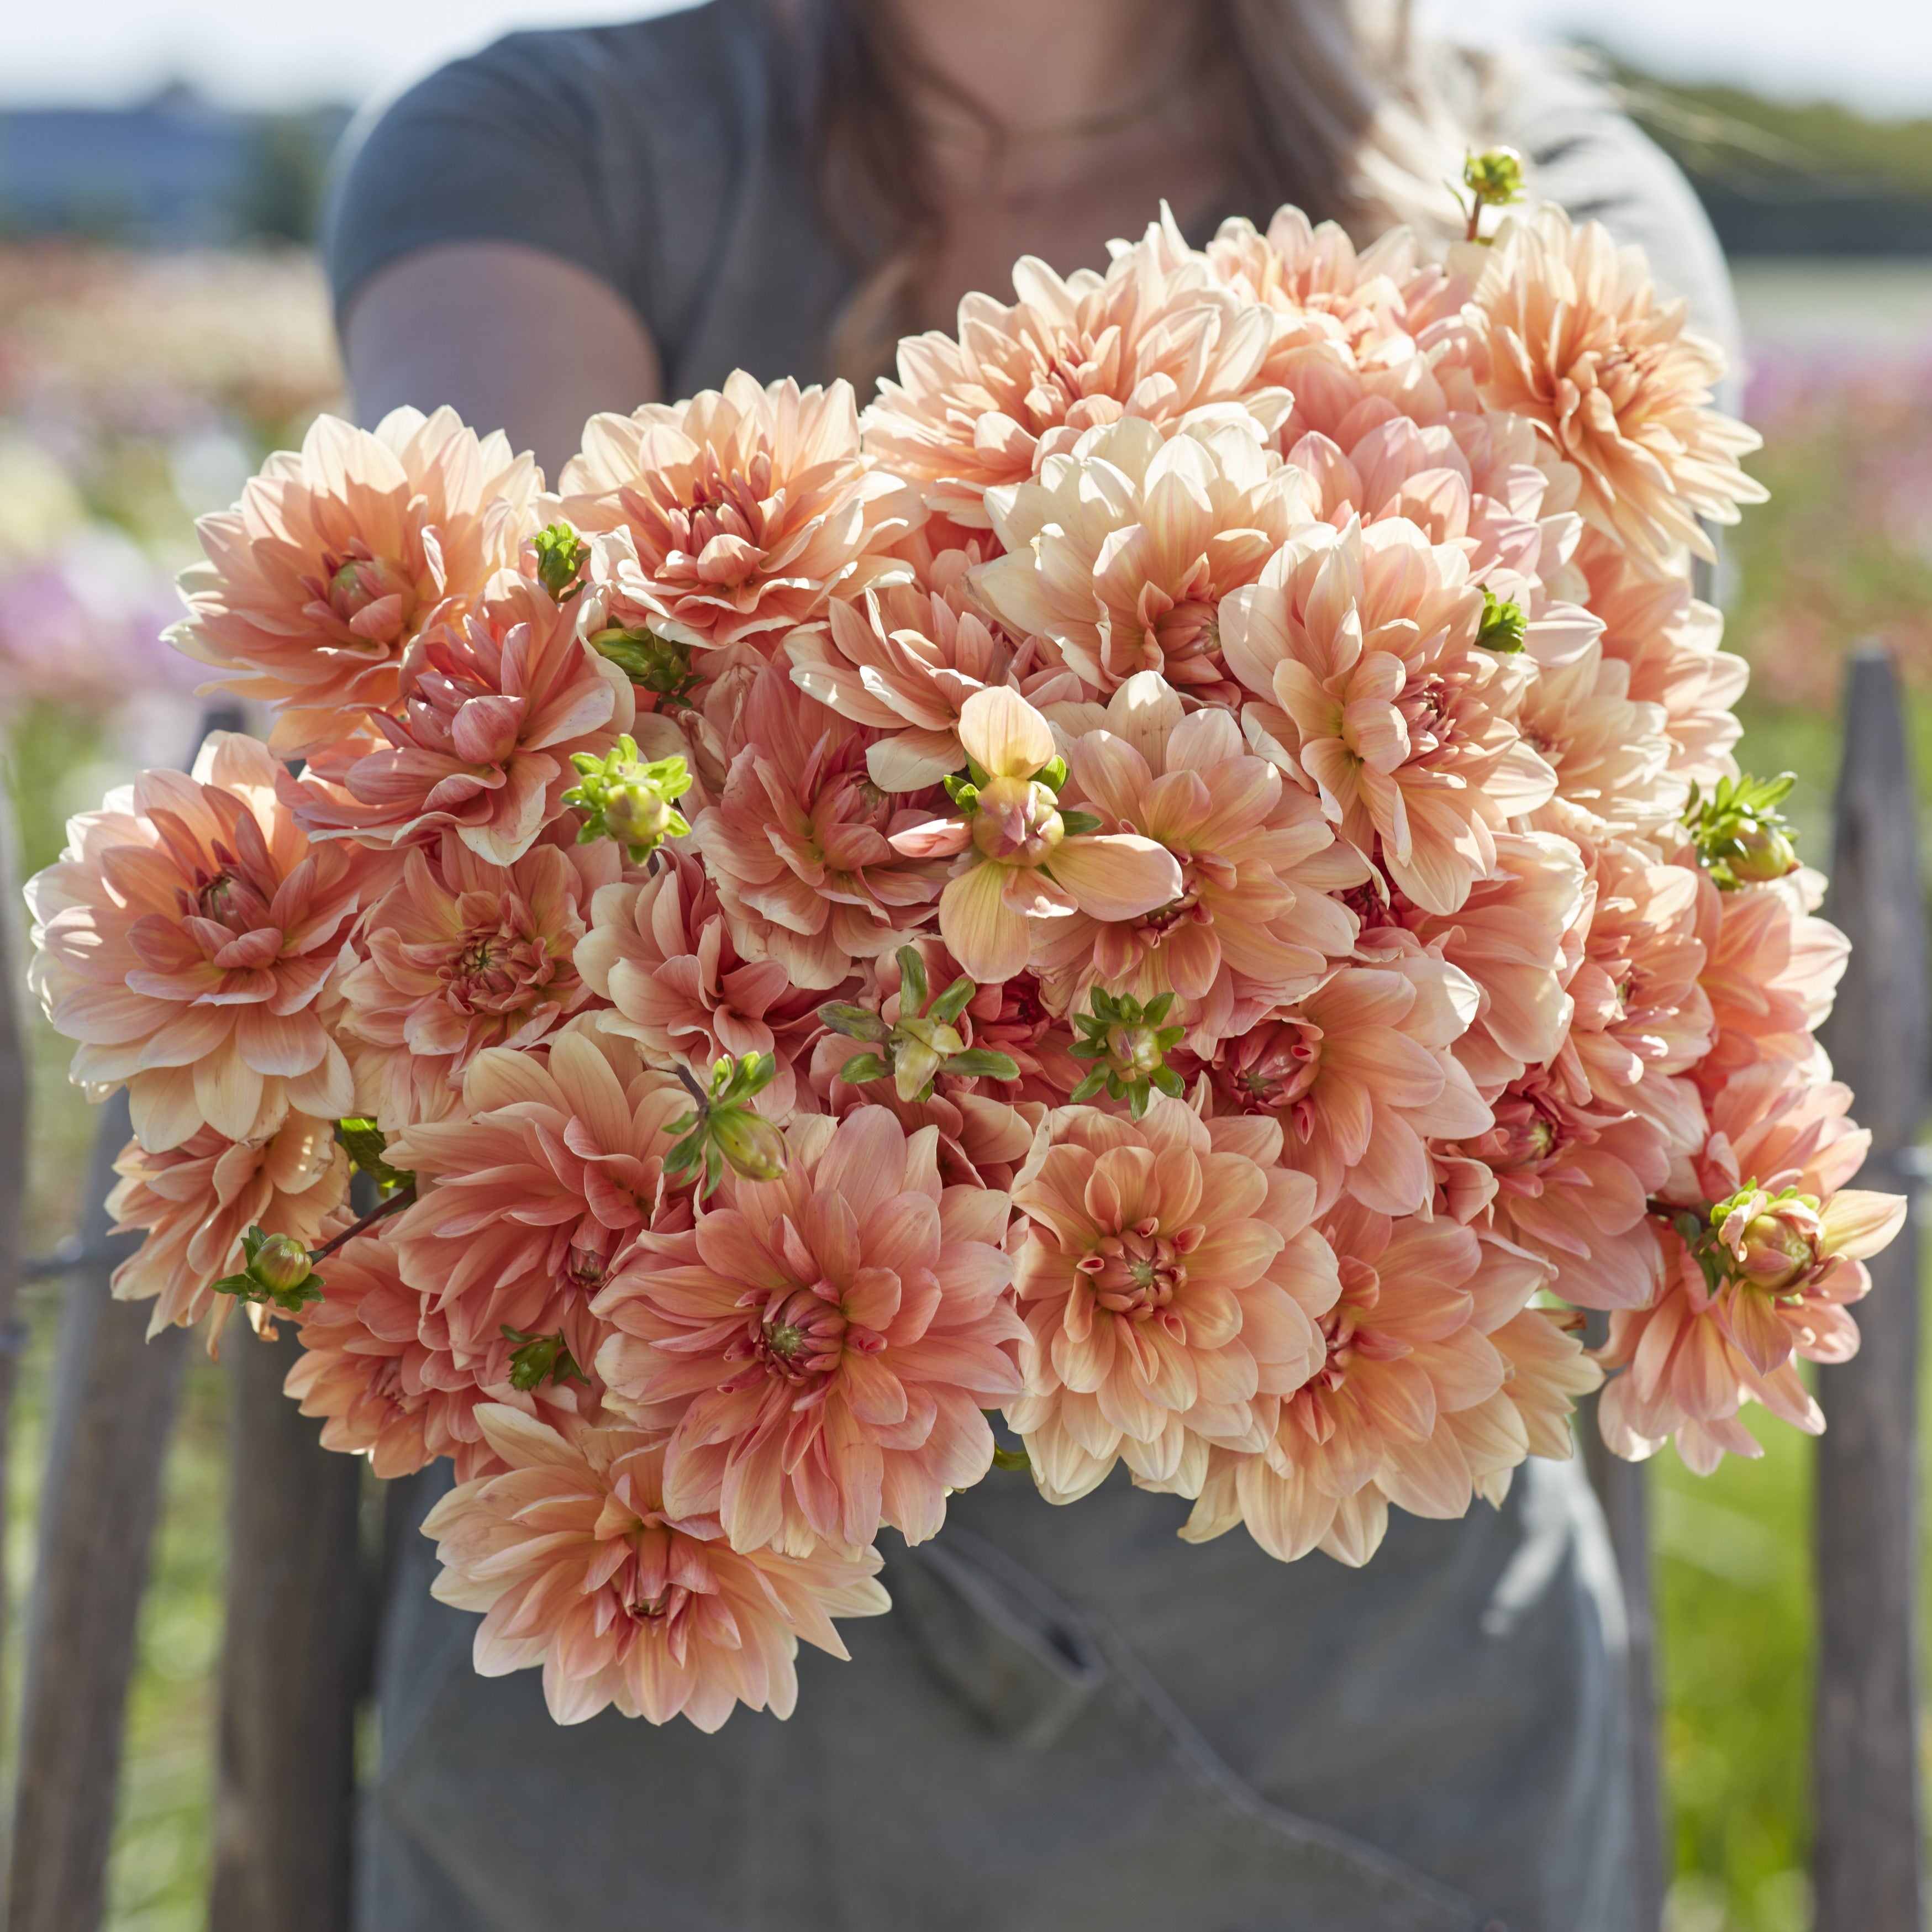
[3,0,1930,117]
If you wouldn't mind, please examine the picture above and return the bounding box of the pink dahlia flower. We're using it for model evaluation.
[28,731,364,1152]
[170,407,541,757]
[689,667,950,988]
[862,209,1283,526]
[1470,207,1767,570]
[289,575,633,865]
[975,413,1308,704]
[1208,955,1491,1217]
[1514,641,1679,838]
[576,844,829,1119]
[594,1105,1025,1554]
[425,1406,889,1728]
[106,1111,347,1336]
[557,372,920,652]
[886,686,1181,984]
[1441,1065,1669,1310]
[1034,672,1364,1046]
[788,547,1083,792]
[285,1231,508,1480]
[1221,515,1557,914]
[1694,872,1847,1091]
[1182,1201,1504,1566]
[1005,1098,1338,1505]
[387,1027,694,1387]
[336,830,617,1132]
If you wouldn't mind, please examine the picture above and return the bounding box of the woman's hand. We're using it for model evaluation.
[341,240,662,477]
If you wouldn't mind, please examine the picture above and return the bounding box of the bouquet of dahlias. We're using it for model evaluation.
[28,173,1905,1734]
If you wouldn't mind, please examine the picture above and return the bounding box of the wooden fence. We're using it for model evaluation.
[0,653,1926,1928]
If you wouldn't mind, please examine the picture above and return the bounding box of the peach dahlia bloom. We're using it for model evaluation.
[285,1230,507,1480]
[596,1105,1024,1554]
[1035,673,1364,1045]
[337,831,617,1132]
[887,686,1181,985]
[291,575,633,866]
[976,412,1308,703]
[1470,207,1766,569]
[425,1406,889,1728]
[1514,641,1680,837]
[788,550,1083,792]
[106,1111,348,1336]
[170,407,541,757]
[558,372,919,652]
[387,1028,693,1387]
[576,845,828,1120]
[28,731,364,1152]
[1209,954,1491,1218]
[1183,1201,1504,1567]
[1006,1098,1338,1504]
[691,667,950,989]
[862,209,1283,526]
[1222,515,1556,915]
[1694,873,1847,1091]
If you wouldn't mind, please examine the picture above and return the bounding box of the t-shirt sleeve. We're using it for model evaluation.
[321,32,650,330]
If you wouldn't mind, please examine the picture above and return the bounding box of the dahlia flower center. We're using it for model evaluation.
[1732,1215,1817,1295]
[322,543,416,644]
[1478,1096,1563,1176]
[565,1245,610,1295]
[1224,1023,1322,1117]
[1080,1223,1188,1317]
[1398,674,1459,756]
[970,776,1064,866]
[731,1283,848,1387]
[449,924,555,1014]
[1311,1257,1399,1390]
[191,857,272,936]
[1135,889,1203,941]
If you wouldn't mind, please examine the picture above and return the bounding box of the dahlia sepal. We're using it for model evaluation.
[664,1053,788,1195]
[1685,772,1801,889]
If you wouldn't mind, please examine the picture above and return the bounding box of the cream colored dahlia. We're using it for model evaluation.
[27,731,365,1152]
[557,371,920,652]
[425,1407,890,1728]
[1470,206,1767,569]
[170,407,541,756]
[1005,1098,1338,1505]
[1694,870,1847,1091]
[976,412,1308,703]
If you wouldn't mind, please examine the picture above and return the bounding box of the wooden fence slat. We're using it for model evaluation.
[207,1320,369,1932]
[1581,1422,1666,1931]
[0,765,31,1851]
[7,1096,188,1932]
[1813,644,1928,1932]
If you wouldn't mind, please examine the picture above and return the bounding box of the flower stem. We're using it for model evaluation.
[309,1185,416,1264]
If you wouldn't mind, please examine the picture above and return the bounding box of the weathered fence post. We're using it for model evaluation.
[207,1322,369,1932]
[7,1096,189,1932]
[0,774,30,1835]
[1813,644,1927,1932]
[1581,1419,1666,1932]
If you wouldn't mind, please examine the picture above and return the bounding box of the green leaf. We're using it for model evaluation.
[818,1003,889,1042]
[839,1051,891,1086]
[941,1049,1020,1082]
[1058,810,1103,836]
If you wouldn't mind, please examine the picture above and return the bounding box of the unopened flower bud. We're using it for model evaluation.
[970,774,1065,866]
[213,1223,324,1313]
[564,735,693,864]
[531,523,589,601]
[1684,772,1802,891]
[1464,146,1525,207]
[588,625,701,705]
[253,1233,314,1295]
[664,1053,788,1196]
[711,1107,789,1183]
[1725,820,1802,885]
[1476,588,1527,653]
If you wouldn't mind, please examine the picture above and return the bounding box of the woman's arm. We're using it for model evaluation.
[341,240,663,480]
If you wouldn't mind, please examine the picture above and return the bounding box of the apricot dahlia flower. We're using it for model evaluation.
[425,1407,890,1728]
[1034,673,1363,1045]
[1183,1201,1504,1566]
[1211,954,1491,1217]
[387,1028,693,1386]
[1006,1098,1336,1504]
[576,845,827,1120]
[862,209,1282,525]
[290,576,632,865]
[338,831,615,1131]
[285,1231,506,1480]
[106,1110,348,1336]
[170,407,541,757]
[1694,873,1847,1090]
[1222,516,1556,914]
[558,372,919,651]
[594,1105,1025,1555]
[690,668,949,988]
[887,686,1181,984]
[1470,207,1767,569]
[976,413,1308,703]
[28,732,364,1152]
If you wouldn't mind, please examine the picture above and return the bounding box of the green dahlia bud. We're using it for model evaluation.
[531,523,589,602]
[587,625,702,707]
[500,1325,589,1392]
[212,1224,325,1314]
[1476,588,1527,653]
[1683,772,1802,891]
[1464,146,1526,209]
[817,947,1020,1103]
[1069,988,1186,1120]
[564,734,694,864]
[665,1054,787,1197]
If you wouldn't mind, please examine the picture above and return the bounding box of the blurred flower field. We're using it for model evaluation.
[0,240,1928,1932]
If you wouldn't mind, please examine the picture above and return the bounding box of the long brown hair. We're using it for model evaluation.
[796,0,1464,386]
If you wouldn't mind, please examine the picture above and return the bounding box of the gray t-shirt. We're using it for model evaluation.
[324,9,1738,1926]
